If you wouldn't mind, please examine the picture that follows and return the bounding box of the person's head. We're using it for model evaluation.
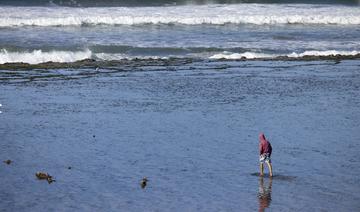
[259,133,266,142]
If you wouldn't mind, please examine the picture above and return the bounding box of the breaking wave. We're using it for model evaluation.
[0,49,92,64]
[210,50,360,59]
[94,53,168,61]
[287,50,360,58]
[209,52,275,59]
[1,49,360,65]
[0,4,360,27]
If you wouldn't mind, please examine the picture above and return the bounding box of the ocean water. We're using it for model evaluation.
[0,2,360,64]
[0,1,360,211]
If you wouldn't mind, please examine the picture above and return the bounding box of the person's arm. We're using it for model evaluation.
[259,143,264,155]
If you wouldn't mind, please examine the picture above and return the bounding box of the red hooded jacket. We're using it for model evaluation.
[259,133,272,156]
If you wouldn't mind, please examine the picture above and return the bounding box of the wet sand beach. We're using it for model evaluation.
[1,60,359,211]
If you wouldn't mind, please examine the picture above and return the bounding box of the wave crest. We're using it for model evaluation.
[210,50,360,59]
[0,49,359,65]
[0,49,91,64]
[1,4,360,27]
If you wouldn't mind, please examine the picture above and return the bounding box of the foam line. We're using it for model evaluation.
[209,50,360,59]
[0,4,359,27]
[1,49,359,64]
[0,49,92,64]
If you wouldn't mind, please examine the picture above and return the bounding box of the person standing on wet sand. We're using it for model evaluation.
[259,133,273,177]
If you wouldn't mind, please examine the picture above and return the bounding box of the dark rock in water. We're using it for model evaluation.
[93,135,96,138]
[140,177,148,189]
[36,172,49,179]
[68,166,72,169]
[47,177,56,184]
[0,55,359,71]
[36,172,56,184]
[4,160,11,165]
[0,58,195,71]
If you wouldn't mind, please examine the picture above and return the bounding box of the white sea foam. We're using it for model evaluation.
[0,49,169,64]
[94,53,127,61]
[0,49,359,64]
[94,53,167,60]
[0,4,359,27]
[0,49,92,64]
[210,52,276,59]
[287,50,360,57]
[210,50,360,59]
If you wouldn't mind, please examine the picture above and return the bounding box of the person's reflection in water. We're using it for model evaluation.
[258,177,272,212]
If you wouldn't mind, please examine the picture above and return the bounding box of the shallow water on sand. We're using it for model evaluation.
[0,60,360,211]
